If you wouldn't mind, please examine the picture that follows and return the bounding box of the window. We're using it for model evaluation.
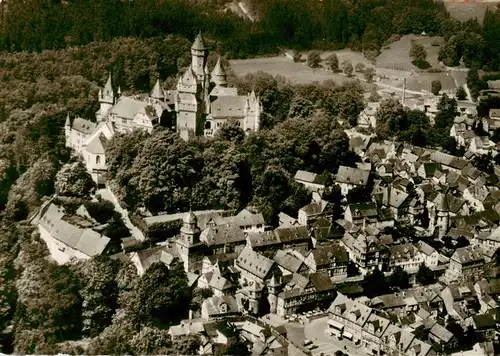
[96,155,101,165]
[122,118,126,124]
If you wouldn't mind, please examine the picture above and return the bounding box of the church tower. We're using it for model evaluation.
[97,73,114,121]
[267,274,281,315]
[435,193,449,238]
[191,32,208,83]
[176,211,204,273]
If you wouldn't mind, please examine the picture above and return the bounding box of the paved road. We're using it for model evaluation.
[304,317,368,356]
[97,187,145,241]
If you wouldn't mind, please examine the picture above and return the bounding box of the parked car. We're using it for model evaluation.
[302,339,313,347]
[308,344,318,350]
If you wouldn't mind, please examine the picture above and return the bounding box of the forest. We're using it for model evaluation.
[1,0,500,70]
[1,0,500,354]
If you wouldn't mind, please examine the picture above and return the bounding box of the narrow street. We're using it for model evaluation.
[97,187,145,241]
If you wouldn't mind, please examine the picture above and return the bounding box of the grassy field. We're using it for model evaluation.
[444,2,497,23]
[376,35,444,71]
[229,56,358,85]
[229,35,467,93]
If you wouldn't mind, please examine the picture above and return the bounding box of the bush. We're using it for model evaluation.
[431,80,442,95]
[307,51,321,68]
[129,213,149,236]
[427,67,443,73]
[84,201,116,224]
[355,63,366,73]
[148,220,183,242]
[412,60,431,69]
[103,212,130,241]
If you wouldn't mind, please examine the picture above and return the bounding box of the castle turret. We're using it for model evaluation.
[211,56,227,87]
[97,73,115,121]
[191,32,208,82]
[151,79,164,101]
[64,114,71,148]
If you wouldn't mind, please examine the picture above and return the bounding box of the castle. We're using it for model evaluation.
[65,32,263,183]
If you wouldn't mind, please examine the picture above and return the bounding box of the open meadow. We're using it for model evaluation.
[229,56,358,85]
[443,1,498,23]
[230,34,467,94]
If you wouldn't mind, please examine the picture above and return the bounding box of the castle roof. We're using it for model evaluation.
[85,134,107,155]
[210,95,247,118]
[192,32,206,51]
[72,117,97,135]
[151,79,164,99]
[110,97,149,120]
[179,68,197,86]
[212,56,226,77]
[104,73,113,93]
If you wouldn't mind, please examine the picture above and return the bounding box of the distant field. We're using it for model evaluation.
[443,1,498,23]
[229,34,467,92]
[229,56,357,85]
[376,35,444,71]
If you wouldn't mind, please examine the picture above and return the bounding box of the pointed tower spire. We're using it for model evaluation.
[104,73,113,93]
[191,31,206,51]
[211,56,227,87]
[151,79,164,100]
[65,113,70,127]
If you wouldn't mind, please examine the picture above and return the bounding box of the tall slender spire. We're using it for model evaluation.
[191,31,206,51]
[151,79,164,100]
[104,73,113,93]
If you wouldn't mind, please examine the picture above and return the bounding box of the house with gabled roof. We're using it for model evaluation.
[293,170,329,192]
[276,271,335,317]
[328,293,373,342]
[344,202,378,226]
[335,165,371,196]
[304,243,349,276]
[445,245,485,283]
[129,245,179,275]
[373,185,410,221]
[361,313,390,355]
[201,295,239,320]
[297,197,331,226]
[380,324,416,355]
[273,250,309,276]
[34,202,110,265]
[235,246,281,286]
[429,323,457,350]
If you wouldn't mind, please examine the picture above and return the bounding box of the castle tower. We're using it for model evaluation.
[151,79,164,101]
[98,73,115,121]
[267,274,281,315]
[211,56,227,87]
[176,69,203,140]
[191,32,208,82]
